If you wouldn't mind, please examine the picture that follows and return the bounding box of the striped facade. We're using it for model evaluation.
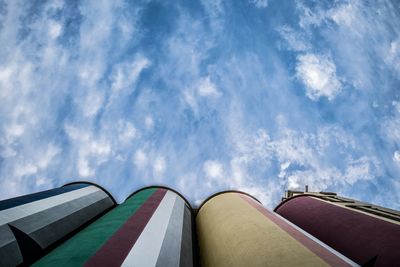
[1,183,399,266]
[0,182,116,267]
[196,191,356,267]
[34,187,193,267]
[275,194,400,266]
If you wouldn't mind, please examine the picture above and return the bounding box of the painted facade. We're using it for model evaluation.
[275,191,400,266]
[34,187,193,267]
[1,184,398,266]
[196,191,354,267]
[0,182,115,267]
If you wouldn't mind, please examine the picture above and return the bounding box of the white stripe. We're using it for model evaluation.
[0,186,101,225]
[121,191,177,267]
[155,197,185,267]
[273,212,360,267]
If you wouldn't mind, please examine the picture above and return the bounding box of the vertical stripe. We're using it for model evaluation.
[275,196,400,266]
[179,204,193,267]
[0,184,89,211]
[34,188,156,267]
[1,185,113,267]
[239,194,354,267]
[11,192,112,248]
[10,190,108,233]
[121,190,177,267]
[274,212,359,266]
[84,188,167,267]
[155,195,185,267]
[0,186,101,225]
[196,192,330,267]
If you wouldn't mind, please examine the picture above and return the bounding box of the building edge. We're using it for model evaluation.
[63,181,117,206]
[196,190,262,214]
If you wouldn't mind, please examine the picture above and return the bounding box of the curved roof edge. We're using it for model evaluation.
[197,190,262,213]
[273,193,323,212]
[62,181,117,206]
[125,185,193,211]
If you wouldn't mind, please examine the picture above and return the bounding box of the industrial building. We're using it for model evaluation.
[275,190,400,266]
[0,182,398,266]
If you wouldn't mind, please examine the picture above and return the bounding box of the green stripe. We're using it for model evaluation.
[34,188,157,267]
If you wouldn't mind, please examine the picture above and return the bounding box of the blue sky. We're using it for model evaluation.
[0,0,399,209]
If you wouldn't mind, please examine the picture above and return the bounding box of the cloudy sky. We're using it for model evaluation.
[0,0,399,209]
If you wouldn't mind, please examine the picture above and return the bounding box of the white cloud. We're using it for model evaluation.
[0,0,398,211]
[118,120,137,143]
[344,156,375,184]
[0,1,147,199]
[35,176,49,187]
[6,124,25,139]
[153,156,166,175]
[296,53,342,101]
[385,40,400,75]
[64,125,89,141]
[200,0,225,32]
[294,0,400,95]
[249,0,268,8]
[381,115,400,144]
[227,110,381,206]
[203,160,224,178]
[111,56,151,92]
[134,149,148,170]
[327,2,361,31]
[13,144,60,177]
[37,144,60,169]
[145,115,154,130]
[65,125,112,178]
[277,25,310,51]
[0,66,14,98]
[78,157,94,177]
[296,2,326,29]
[48,21,62,39]
[14,163,38,177]
[197,76,222,98]
[278,161,291,179]
[88,141,111,157]
[202,160,226,190]
[82,90,104,118]
[75,140,111,178]
[392,101,400,113]
[393,151,400,163]
[183,90,198,113]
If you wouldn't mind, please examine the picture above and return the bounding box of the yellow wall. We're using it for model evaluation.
[196,192,329,267]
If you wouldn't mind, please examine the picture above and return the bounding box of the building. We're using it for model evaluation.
[196,191,354,266]
[0,182,399,266]
[0,182,115,266]
[275,189,400,266]
[34,186,194,267]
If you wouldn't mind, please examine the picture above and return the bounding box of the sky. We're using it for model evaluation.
[0,0,399,210]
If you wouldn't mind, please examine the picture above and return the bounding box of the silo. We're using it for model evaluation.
[196,191,355,267]
[275,194,400,266]
[0,181,116,267]
[34,186,194,267]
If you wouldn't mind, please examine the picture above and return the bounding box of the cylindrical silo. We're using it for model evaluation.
[275,194,400,266]
[196,191,356,267]
[0,181,116,267]
[34,186,194,267]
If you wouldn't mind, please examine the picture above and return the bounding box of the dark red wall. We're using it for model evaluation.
[275,196,400,266]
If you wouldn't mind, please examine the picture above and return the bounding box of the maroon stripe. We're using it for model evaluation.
[238,194,351,267]
[84,189,167,267]
[275,196,400,266]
